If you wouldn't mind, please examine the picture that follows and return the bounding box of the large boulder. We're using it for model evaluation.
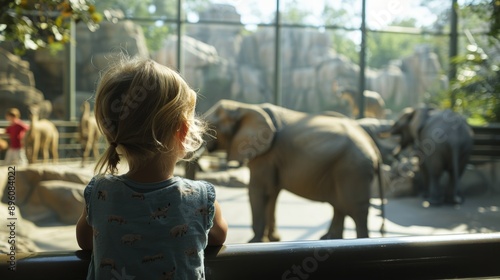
[0,167,39,253]
[0,203,39,254]
[0,166,90,224]
[37,180,85,224]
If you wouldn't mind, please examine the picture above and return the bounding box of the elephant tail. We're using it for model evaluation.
[376,160,386,237]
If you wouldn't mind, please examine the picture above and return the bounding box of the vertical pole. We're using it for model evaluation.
[176,0,183,73]
[449,0,458,109]
[357,0,367,119]
[274,0,282,106]
[64,19,76,121]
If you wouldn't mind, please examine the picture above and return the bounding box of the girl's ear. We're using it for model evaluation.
[177,121,189,143]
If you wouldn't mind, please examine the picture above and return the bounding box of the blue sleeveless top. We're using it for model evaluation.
[83,175,216,280]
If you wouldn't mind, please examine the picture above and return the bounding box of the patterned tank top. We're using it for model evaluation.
[84,175,216,280]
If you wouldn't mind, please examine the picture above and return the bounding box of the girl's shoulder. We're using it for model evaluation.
[86,174,119,187]
[178,177,215,191]
[85,174,126,194]
[92,173,125,183]
[84,174,121,199]
[177,178,216,202]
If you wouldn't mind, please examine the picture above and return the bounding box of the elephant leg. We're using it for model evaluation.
[419,163,431,199]
[445,171,463,205]
[351,208,369,238]
[428,183,444,205]
[424,162,444,206]
[248,187,268,242]
[265,190,281,242]
[321,207,345,239]
[445,152,466,205]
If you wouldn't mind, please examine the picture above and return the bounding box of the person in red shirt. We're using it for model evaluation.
[0,108,29,166]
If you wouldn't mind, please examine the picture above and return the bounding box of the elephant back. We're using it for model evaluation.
[422,109,473,144]
[279,115,379,169]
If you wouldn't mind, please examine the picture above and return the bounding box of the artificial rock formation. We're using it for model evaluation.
[2,3,449,120]
[0,47,52,119]
[1,166,90,225]
[151,3,449,116]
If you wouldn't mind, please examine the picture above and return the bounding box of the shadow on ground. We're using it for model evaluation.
[384,193,500,233]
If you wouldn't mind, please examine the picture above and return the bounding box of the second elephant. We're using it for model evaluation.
[386,106,474,206]
[204,99,383,241]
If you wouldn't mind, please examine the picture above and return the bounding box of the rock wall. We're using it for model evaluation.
[0,47,52,119]
[0,166,90,225]
[155,3,450,116]
[1,4,449,120]
[0,165,93,253]
[0,18,149,120]
[75,20,150,93]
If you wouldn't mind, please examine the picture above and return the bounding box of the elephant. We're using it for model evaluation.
[385,106,474,206]
[203,99,384,241]
[356,117,398,165]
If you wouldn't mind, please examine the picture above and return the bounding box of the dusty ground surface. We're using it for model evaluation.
[2,160,499,251]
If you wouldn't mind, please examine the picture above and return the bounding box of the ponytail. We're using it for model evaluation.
[94,143,121,175]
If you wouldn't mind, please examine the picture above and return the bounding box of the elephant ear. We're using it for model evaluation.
[229,104,276,163]
[409,107,430,140]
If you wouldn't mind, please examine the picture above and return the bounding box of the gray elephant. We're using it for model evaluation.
[386,106,474,206]
[204,99,384,241]
[356,118,398,165]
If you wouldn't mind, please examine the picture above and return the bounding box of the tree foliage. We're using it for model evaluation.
[0,0,102,54]
[0,0,212,54]
[366,19,423,69]
[449,0,500,123]
[322,3,359,63]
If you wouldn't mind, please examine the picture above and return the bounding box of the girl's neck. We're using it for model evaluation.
[125,155,177,183]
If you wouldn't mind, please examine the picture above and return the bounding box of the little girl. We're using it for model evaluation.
[76,56,227,280]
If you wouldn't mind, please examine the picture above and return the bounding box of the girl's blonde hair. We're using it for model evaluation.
[94,56,206,175]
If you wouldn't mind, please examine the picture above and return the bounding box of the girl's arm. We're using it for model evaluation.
[76,206,93,250]
[207,200,228,246]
